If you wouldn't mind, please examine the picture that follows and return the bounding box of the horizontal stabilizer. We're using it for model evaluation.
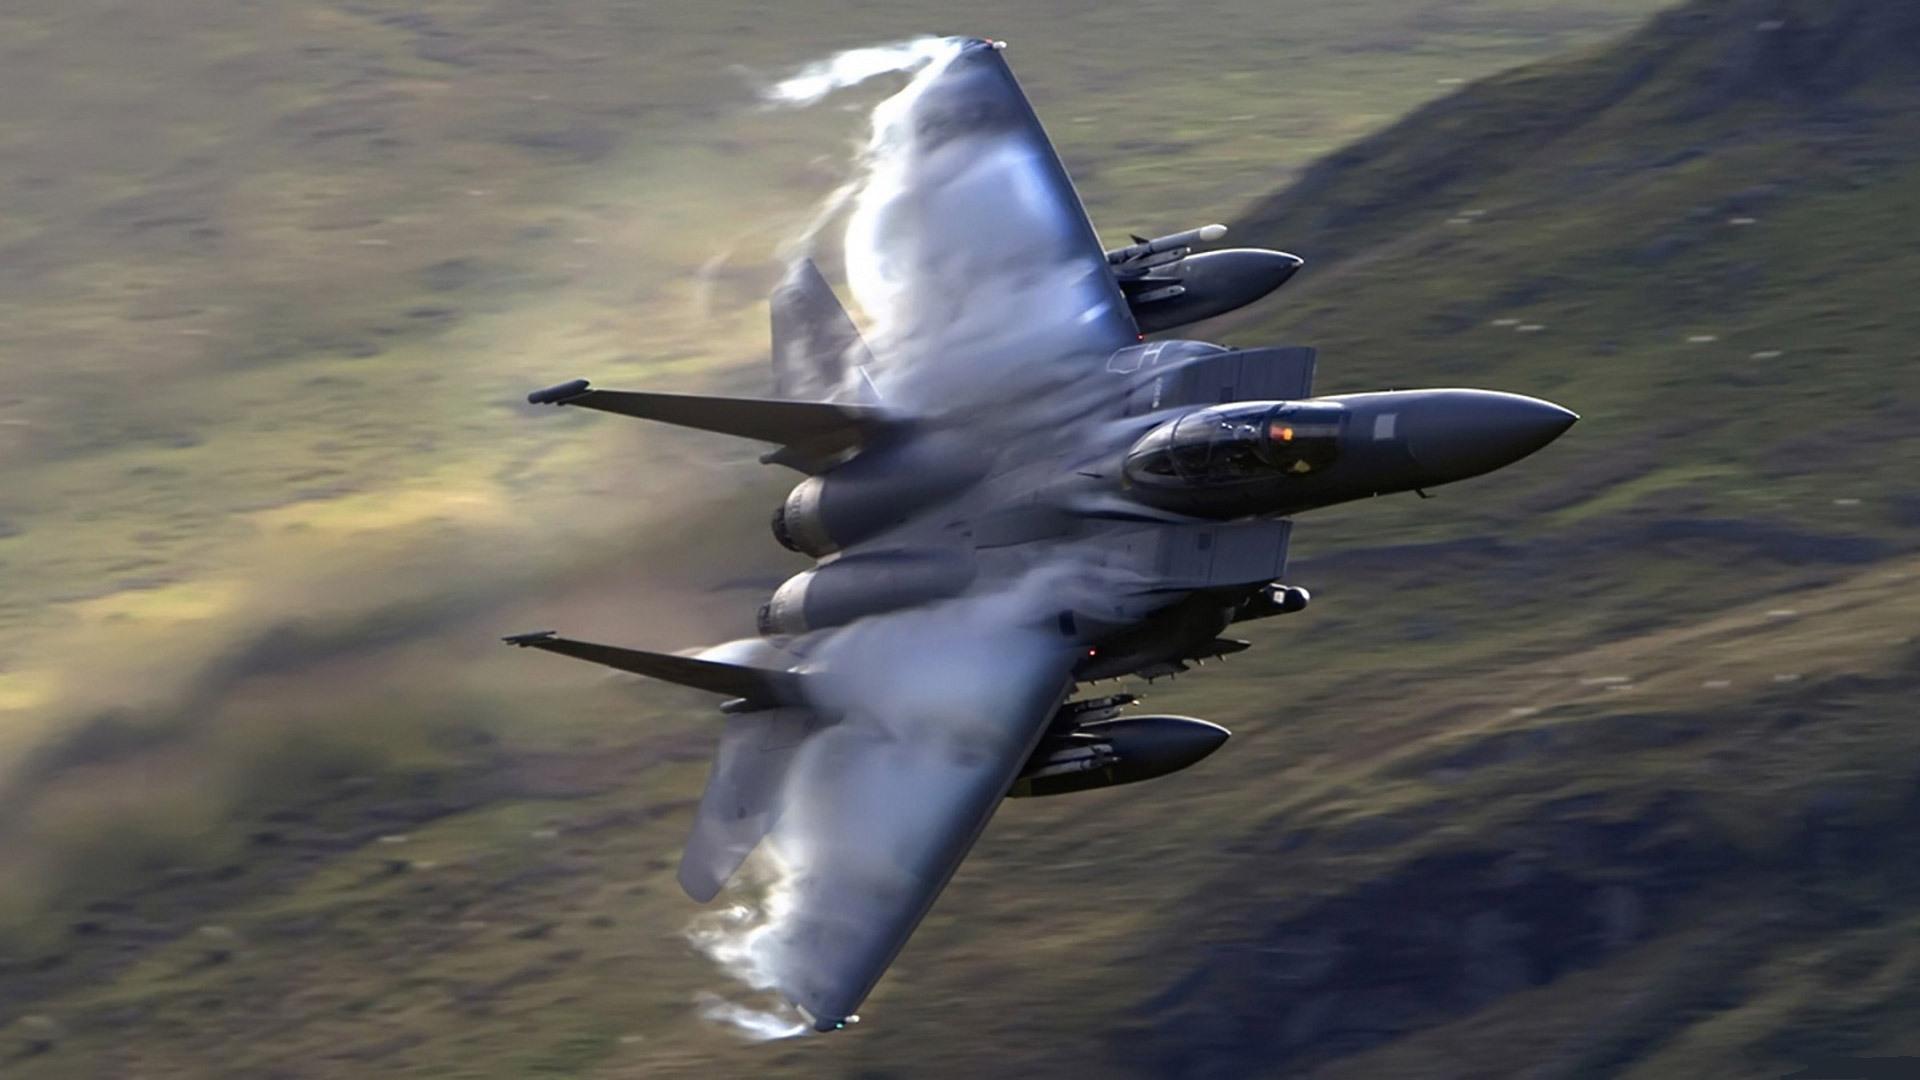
[502,630,805,709]
[524,382,894,473]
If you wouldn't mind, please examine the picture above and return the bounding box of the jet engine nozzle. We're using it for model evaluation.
[758,549,978,636]
[771,432,988,557]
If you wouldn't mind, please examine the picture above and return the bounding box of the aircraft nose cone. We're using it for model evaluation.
[1404,390,1578,482]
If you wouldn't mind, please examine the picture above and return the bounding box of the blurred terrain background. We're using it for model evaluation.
[3,0,1919,1076]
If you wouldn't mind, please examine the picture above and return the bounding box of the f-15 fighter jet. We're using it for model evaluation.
[507,37,1574,1032]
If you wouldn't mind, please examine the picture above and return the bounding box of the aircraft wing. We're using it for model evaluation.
[745,607,1075,1030]
[849,39,1138,404]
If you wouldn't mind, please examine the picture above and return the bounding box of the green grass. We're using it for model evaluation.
[0,0,1669,898]
[0,0,1668,772]
[8,0,1920,1076]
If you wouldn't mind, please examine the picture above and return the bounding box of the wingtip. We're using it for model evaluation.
[527,378,591,405]
[794,1004,860,1033]
[502,630,558,646]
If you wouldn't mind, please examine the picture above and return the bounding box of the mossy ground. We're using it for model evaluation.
[7,1,1918,1077]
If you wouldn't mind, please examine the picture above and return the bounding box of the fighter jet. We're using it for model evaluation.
[506,37,1574,1032]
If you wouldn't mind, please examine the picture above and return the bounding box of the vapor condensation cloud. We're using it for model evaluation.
[757,37,958,107]
[686,38,971,1039]
[685,35,1152,1035]
[683,855,809,1041]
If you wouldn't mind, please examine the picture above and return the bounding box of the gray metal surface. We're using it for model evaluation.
[506,35,1576,1032]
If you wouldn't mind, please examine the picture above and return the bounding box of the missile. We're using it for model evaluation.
[1020,738,1121,781]
[1053,693,1139,726]
[1104,222,1305,333]
[757,548,977,636]
[1104,223,1229,267]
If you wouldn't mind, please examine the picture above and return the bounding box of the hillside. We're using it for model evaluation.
[6,0,1920,1077]
[1143,0,1920,1074]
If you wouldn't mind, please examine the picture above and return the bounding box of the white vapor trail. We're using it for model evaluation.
[686,34,1143,1039]
[683,854,808,1041]
[685,39,971,1041]
[758,37,958,107]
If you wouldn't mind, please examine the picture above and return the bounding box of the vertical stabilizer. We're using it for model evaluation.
[679,708,818,900]
[771,259,875,400]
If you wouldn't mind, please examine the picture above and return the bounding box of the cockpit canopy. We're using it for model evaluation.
[1124,401,1347,487]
